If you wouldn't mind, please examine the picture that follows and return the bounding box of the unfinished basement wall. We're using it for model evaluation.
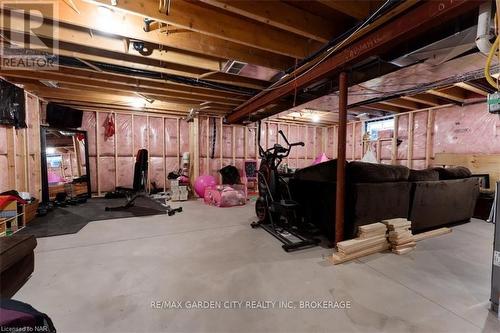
[327,103,500,173]
[0,93,42,197]
[197,116,328,180]
[79,110,190,196]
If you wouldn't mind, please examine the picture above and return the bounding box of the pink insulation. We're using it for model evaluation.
[148,117,164,157]
[82,112,96,156]
[346,124,353,160]
[179,120,189,154]
[149,157,165,189]
[116,114,133,156]
[380,141,392,161]
[97,112,115,156]
[327,127,336,159]
[0,126,7,155]
[165,118,179,157]
[288,125,299,159]
[246,126,256,159]
[234,126,245,158]
[306,127,315,159]
[354,123,363,160]
[0,155,8,191]
[412,111,428,163]
[98,156,115,192]
[134,115,148,150]
[222,126,232,158]
[433,104,500,155]
[116,157,134,189]
[199,117,208,158]
[397,114,408,161]
[315,127,322,158]
[268,123,278,149]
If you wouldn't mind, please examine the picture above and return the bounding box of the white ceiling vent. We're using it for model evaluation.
[223,60,247,75]
[40,80,59,88]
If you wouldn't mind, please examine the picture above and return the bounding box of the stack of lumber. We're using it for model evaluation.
[331,222,389,264]
[382,218,415,254]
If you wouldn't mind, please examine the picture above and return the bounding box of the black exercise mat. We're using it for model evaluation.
[16,197,167,238]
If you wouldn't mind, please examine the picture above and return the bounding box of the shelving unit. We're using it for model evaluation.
[0,200,26,237]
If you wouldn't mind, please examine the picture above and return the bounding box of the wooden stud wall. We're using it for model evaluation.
[0,92,42,197]
[327,105,453,169]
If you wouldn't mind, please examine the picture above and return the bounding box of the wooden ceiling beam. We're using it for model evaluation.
[380,98,420,110]
[22,84,196,111]
[363,103,402,113]
[1,73,242,105]
[227,0,476,123]
[5,0,294,70]
[88,0,322,58]
[427,87,466,103]
[0,67,248,99]
[2,28,267,89]
[401,94,441,107]
[197,0,342,43]
[317,0,378,20]
[39,100,191,117]
[0,9,222,71]
[454,82,488,97]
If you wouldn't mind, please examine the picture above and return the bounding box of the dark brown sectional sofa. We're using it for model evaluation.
[290,161,479,241]
[0,235,37,298]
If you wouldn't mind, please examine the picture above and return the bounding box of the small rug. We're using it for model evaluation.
[16,197,167,238]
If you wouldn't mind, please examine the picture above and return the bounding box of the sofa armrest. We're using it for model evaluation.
[409,178,479,231]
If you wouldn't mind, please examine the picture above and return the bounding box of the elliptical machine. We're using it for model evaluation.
[251,121,320,252]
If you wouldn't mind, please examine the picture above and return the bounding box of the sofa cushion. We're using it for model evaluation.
[347,161,410,183]
[432,166,472,180]
[409,178,479,232]
[409,169,439,181]
[294,159,338,182]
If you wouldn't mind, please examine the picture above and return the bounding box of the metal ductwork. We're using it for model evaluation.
[390,25,478,67]
[476,1,494,55]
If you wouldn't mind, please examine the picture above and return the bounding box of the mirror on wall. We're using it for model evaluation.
[40,127,91,203]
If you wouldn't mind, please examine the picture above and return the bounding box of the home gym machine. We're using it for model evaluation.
[251,121,320,252]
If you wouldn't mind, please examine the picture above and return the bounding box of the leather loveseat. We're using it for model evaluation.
[290,161,479,241]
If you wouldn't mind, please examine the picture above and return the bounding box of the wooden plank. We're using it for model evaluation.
[337,236,387,254]
[15,0,293,70]
[6,126,17,190]
[407,112,414,169]
[317,0,373,20]
[95,111,101,196]
[163,117,167,192]
[425,110,433,167]
[434,153,500,187]
[330,242,390,265]
[198,0,342,42]
[113,112,118,188]
[413,228,452,242]
[391,115,399,165]
[89,0,322,58]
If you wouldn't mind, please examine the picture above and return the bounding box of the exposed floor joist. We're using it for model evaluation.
[88,0,323,58]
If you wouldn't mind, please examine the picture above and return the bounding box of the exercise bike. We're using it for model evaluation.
[251,121,320,252]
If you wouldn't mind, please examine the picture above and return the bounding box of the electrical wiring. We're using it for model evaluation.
[257,0,393,93]
[485,34,500,89]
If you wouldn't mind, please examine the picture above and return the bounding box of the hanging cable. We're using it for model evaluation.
[485,35,500,89]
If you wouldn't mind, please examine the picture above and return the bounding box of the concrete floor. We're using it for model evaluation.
[14,200,500,333]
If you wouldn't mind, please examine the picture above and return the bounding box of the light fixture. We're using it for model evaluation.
[130,97,145,109]
[311,114,321,123]
[46,147,55,154]
[96,6,115,33]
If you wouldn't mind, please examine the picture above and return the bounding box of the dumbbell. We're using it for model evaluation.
[165,206,183,216]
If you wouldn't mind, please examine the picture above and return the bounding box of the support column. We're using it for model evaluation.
[335,71,348,244]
